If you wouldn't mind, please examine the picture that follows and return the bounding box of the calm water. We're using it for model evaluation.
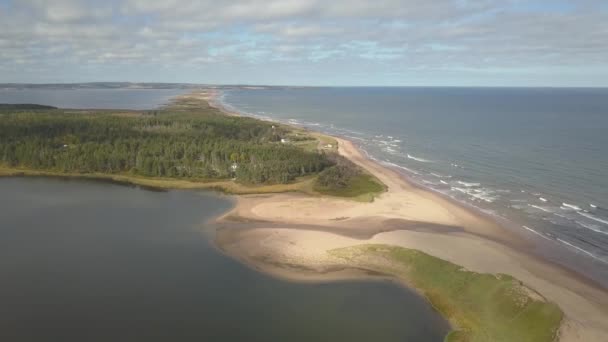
[0,88,188,109]
[0,178,449,341]
[221,87,608,285]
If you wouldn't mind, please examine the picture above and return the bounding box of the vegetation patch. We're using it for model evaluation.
[329,245,563,342]
[0,93,385,199]
[314,154,385,201]
[0,97,329,185]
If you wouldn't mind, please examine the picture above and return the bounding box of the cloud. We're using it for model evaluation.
[0,0,607,85]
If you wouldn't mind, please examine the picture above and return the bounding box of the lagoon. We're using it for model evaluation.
[0,177,449,341]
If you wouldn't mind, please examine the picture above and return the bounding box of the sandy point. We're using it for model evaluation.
[202,90,608,341]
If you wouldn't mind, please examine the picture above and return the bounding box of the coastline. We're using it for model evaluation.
[208,90,608,341]
[3,89,607,340]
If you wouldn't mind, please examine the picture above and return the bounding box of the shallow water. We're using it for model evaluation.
[0,88,187,109]
[0,178,449,341]
[221,87,608,286]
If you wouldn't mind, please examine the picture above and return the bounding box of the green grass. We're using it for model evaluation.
[314,173,386,202]
[329,245,563,342]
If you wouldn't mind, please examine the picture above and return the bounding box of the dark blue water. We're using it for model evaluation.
[0,88,187,109]
[221,87,608,285]
[0,177,449,341]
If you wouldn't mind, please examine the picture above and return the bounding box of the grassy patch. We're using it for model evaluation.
[314,172,385,201]
[329,245,563,342]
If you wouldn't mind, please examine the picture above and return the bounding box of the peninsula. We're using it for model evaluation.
[2,91,607,341]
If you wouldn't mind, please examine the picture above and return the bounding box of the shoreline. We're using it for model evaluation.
[3,89,607,340]
[208,90,608,341]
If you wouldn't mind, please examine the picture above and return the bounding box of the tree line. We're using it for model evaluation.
[0,107,332,184]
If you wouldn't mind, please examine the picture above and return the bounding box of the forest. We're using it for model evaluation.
[0,102,332,185]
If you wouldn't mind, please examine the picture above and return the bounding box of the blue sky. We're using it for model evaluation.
[1,0,607,86]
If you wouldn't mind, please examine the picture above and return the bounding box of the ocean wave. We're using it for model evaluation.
[556,238,607,263]
[528,204,553,213]
[451,187,467,194]
[590,204,598,209]
[440,180,449,185]
[470,193,496,203]
[430,172,449,178]
[457,181,480,187]
[578,211,608,227]
[381,161,420,175]
[561,203,582,211]
[539,197,548,202]
[407,154,433,163]
[522,225,552,241]
[384,147,398,153]
[575,221,608,236]
[451,186,496,203]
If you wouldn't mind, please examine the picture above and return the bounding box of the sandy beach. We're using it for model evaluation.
[205,91,608,341]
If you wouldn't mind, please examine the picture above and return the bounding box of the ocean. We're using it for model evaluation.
[220,87,608,285]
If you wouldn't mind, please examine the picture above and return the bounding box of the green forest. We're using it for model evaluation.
[0,101,335,185]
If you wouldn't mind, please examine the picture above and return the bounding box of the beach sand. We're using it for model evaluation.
[205,92,608,341]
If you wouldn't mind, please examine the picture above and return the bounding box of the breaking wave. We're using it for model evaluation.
[528,204,553,213]
[381,161,420,175]
[561,203,582,211]
[407,154,433,163]
[457,181,480,187]
[578,211,608,227]
[522,225,552,241]
[575,221,608,236]
[556,238,607,263]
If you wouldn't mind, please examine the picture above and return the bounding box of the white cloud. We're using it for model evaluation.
[1,0,607,85]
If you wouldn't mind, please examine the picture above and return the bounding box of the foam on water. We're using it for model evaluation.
[578,211,608,227]
[522,225,552,241]
[430,172,451,179]
[529,204,553,213]
[457,181,480,187]
[557,238,607,263]
[562,203,582,211]
[575,221,608,235]
[381,160,420,175]
[407,154,433,163]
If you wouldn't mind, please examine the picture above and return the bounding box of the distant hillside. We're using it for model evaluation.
[0,83,306,90]
[0,104,57,110]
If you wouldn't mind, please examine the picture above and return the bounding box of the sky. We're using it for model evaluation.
[1,0,607,86]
